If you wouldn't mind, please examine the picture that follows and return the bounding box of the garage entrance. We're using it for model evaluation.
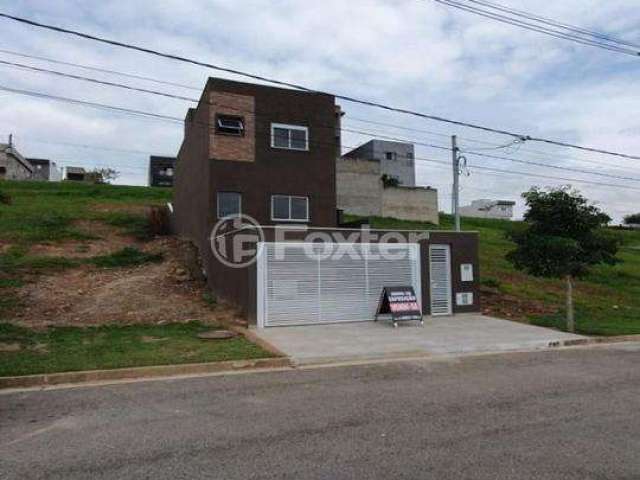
[257,242,422,327]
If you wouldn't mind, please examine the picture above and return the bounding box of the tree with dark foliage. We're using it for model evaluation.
[86,168,119,184]
[624,213,640,225]
[506,187,620,332]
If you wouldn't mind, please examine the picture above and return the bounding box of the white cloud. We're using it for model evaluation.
[0,0,638,220]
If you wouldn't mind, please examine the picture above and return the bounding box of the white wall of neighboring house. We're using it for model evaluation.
[459,199,515,220]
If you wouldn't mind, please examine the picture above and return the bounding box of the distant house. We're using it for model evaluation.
[65,167,86,181]
[148,156,176,187]
[337,140,438,224]
[28,158,63,182]
[459,199,516,220]
[343,139,416,187]
[0,143,33,181]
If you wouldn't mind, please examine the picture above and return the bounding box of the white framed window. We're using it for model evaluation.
[271,123,309,151]
[271,195,309,222]
[217,191,242,218]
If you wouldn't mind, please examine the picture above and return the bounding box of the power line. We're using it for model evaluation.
[0,59,197,102]
[5,83,640,188]
[10,134,173,157]
[464,0,640,50]
[8,50,640,177]
[3,45,584,161]
[0,84,184,124]
[460,148,640,183]
[347,115,640,172]
[432,0,640,57]
[2,12,640,160]
[0,47,202,91]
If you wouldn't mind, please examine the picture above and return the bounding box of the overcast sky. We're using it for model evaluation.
[0,0,638,221]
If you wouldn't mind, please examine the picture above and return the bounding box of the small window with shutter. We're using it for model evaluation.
[216,115,245,136]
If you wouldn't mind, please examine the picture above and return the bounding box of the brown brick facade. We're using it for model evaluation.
[209,92,256,162]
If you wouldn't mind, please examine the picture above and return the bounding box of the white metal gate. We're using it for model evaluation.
[429,244,452,316]
[257,242,421,327]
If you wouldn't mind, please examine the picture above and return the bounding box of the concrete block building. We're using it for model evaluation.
[343,139,416,187]
[0,143,33,181]
[28,158,63,182]
[336,156,439,224]
[460,199,515,220]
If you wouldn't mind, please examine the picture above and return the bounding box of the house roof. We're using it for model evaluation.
[66,166,86,175]
[0,143,34,172]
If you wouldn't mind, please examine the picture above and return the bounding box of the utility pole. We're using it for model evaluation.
[451,135,460,232]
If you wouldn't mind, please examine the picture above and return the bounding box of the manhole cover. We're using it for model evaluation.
[197,330,238,340]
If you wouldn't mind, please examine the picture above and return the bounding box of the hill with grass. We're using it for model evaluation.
[0,180,272,377]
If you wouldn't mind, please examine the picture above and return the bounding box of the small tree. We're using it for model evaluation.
[624,213,640,225]
[506,187,619,332]
[86,168,119,184]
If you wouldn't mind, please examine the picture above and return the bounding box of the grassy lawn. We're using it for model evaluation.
[357,214,640,336]
[0,322,274,377]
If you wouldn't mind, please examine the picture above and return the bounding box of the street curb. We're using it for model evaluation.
[548,334,640,348]
[0,357,291,390]
[228,325,289,358]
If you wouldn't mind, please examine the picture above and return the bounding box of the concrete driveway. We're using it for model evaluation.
[255,314,586,365]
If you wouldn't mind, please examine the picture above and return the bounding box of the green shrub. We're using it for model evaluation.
[89,247,163,268]
[481,277,502,289]
[0,190,12,205]
[624,213,640,225]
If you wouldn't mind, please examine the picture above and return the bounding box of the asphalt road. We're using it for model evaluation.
[2,344,640,479]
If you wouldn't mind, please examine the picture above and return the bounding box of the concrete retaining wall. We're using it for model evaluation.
[336,157,439,224]
[381,186,439,224]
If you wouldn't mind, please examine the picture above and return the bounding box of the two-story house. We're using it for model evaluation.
[174,78,480,328]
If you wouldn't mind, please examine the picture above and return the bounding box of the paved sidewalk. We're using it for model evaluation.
[255,314,586,364]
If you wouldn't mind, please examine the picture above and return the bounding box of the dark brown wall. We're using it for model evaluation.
[175,78,339,310]
[238,228,481,325]
[207,78,338,228]
[427,232,480,314]
[174,93,213,275]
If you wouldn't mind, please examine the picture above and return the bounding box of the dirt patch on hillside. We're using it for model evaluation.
[13,237,243,329]
[480,285,559,322]
[28,221,135,258]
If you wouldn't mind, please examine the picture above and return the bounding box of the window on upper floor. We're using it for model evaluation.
[271,195,309,222]
[385,151,397,161]
[216,114,245,136]
[217,191,242,218]
[271,123,309,151]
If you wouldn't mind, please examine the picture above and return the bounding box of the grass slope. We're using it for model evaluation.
[0,322,273,377]
[0,180,171,244]
[359,214,640,336]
